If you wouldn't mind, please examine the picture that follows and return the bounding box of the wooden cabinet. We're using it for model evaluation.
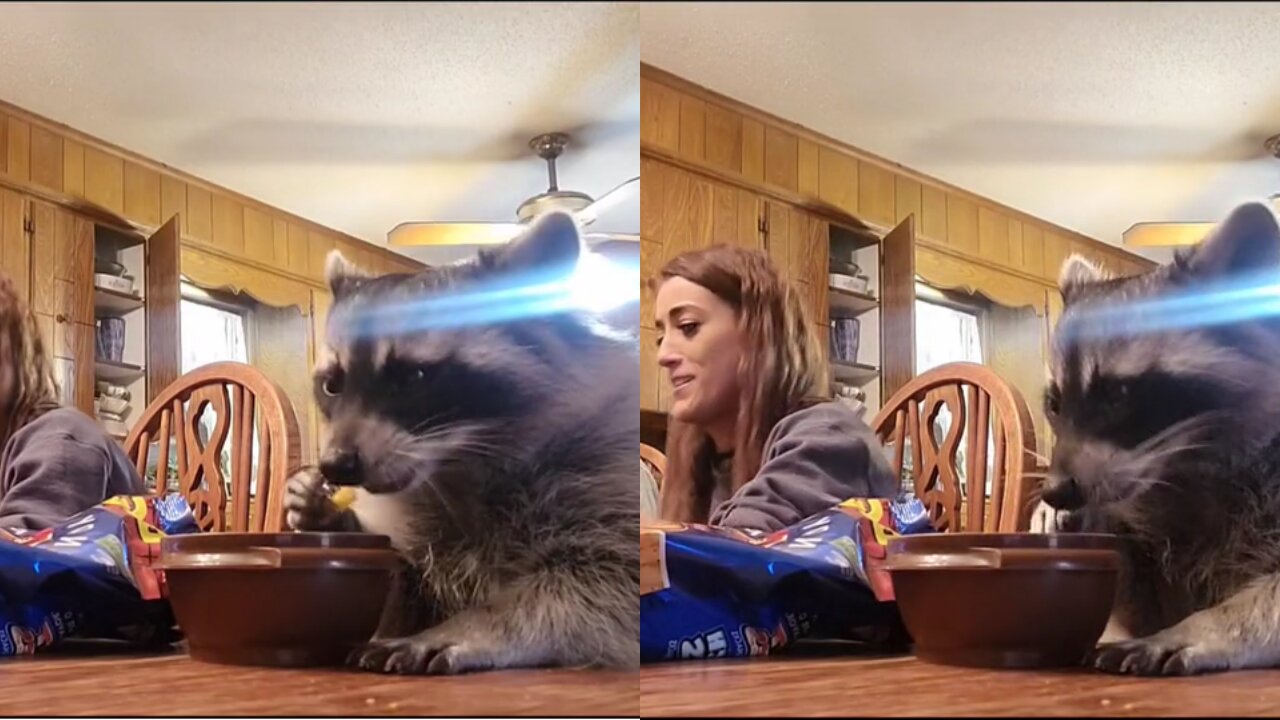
[0,185,184,435]
[880,216,917,399]
[28,198,95,414]
[0,189,28,303]
[144,215,182,403]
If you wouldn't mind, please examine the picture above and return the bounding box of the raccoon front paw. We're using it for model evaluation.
[351,628,498,676]
[1029,500,1070,534]
[1088,629,1232,676]
[284,468,345,531]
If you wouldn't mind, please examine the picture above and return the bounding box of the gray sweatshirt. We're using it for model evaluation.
[708,401,898,532]
[0,407,145,530]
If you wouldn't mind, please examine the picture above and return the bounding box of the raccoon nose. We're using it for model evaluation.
[1040,476,1085,511]
[320,449,362,486]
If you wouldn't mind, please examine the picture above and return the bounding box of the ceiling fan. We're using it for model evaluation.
[1122,134,1280,248]
[387,132,639,249]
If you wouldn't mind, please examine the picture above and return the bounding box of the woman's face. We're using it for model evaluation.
[654,276,743,426]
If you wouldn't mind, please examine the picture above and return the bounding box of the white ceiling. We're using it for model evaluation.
[0,1,639,265]
[641,2,1280,264]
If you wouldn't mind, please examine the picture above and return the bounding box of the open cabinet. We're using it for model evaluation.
[84,213,181,441]
[817,213,915,419]
[0,189,183,443]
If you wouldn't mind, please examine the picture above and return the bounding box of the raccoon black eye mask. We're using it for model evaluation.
[1039,201,1280,677]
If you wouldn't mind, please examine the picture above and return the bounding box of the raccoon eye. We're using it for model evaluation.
[321,371,344,397]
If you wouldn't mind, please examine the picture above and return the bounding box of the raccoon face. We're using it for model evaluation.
[312,212,593,494]
[1042,202,1280,522]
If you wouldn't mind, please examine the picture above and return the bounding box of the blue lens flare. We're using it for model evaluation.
[344,249,640,337]
[1060,269,1280,341]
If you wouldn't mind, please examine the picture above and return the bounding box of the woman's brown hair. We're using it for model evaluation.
[655,244,819,523]
[0,271,61,450]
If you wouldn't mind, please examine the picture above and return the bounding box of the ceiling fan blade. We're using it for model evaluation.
[387,221,525,247]
[577,176,639,226]
[584,232,639,244]
[1121,222,1215,248]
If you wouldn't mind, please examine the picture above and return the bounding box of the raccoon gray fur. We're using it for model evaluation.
[1039,201,1280,676]
[284,211,640,675]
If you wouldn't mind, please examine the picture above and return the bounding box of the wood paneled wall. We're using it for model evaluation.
[640,64,1154,288]
[0,100,421,284]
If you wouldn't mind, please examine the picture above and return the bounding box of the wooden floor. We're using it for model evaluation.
[640,645,1280,717]
[0,647,637,716]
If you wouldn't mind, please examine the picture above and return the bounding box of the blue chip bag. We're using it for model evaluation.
[640,495,934,663]
[0,493,199,656]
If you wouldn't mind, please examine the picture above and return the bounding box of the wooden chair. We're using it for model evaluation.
[640,443,666,490]
[123,361,303,533]
[870,362,1039,533]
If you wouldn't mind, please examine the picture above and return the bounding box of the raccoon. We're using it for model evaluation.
[285,211,640,675]
[1038,201,1280,676]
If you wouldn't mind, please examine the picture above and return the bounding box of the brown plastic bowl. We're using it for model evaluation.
[156,532,401,668]
[884,532,1120,669]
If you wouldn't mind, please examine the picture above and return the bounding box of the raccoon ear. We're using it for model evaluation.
[1185,202,1280,280]
[325,250,369,297]
[496,211,582,277]
[1058,254,1106,303]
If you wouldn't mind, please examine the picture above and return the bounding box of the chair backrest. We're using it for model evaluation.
[640,443,666,490]
[870,362,1038,533]
[123,362,302,533]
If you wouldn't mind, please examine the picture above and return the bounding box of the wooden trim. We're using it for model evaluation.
[916,236,1062,294]
[0,98,419,273]
[642,143,878,242]
[641,62,1154,272]
[180,238,327,294]
[0,168,141,237]
[181,245,315,314]
[916,244,1050,317]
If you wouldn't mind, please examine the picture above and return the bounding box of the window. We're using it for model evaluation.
[180,284,249,372]
[907,283,994,507]
[148,284,256,498]
[915,284,984,371]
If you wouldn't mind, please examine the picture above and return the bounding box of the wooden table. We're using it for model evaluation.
[640,645,1280,717]
[0,646,637,716]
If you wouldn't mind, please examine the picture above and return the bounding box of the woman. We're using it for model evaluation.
[0,271,143,530]
[653,244,897,531]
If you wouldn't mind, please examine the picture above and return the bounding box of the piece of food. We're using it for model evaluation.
[330,486,357,510]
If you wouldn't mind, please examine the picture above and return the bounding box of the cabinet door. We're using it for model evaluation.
[881,214,917,399]
[763,200,791,282]
[28,201,94,412]
[735,188,764,251]
[146,214,182,402]
[0,190,28,302]
[792,211,831,398]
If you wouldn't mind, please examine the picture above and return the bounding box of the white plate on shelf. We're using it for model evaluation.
[829,272,870,295]
[94,273,136,295]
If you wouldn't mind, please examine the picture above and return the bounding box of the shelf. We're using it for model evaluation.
[95,360,145,384]
[828,288,878,318]
[94,224,146,253]
[831,360,880,386]
[93,287,145,317]
[830,223,880,252]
